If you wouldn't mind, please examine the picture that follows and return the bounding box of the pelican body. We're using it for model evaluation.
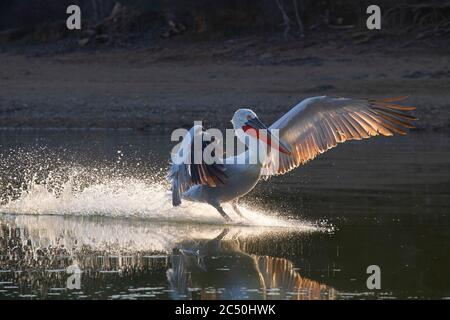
[184,161,261,205]
[168,96,416,221]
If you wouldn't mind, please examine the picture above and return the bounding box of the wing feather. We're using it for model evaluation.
[168,126,227,205]
[263,96,416,176]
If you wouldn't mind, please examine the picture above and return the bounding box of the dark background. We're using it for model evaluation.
[0,1,450,300]
[0,1,449,131]
[1,1,449,43]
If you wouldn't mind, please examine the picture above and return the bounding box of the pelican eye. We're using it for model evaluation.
[246,115,253,120]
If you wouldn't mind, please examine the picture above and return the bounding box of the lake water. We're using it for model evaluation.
[0,129,449,299]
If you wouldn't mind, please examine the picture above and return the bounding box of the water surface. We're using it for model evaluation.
[0,130,449,299]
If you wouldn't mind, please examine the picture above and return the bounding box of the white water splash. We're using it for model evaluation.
[0,173,314,229]
[0,175,319,254]
[0,146,318,231]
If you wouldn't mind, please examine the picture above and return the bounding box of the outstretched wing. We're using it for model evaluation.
[168,125,227,206]
[262,96,416,176]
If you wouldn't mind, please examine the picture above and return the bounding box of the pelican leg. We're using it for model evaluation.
[211,202,232,222]
[231,200,244,218]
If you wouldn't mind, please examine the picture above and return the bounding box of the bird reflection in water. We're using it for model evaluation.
[0,216,333,299]
[167,228,335,300]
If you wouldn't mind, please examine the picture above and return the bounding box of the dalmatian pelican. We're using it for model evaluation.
[168,96,416,222]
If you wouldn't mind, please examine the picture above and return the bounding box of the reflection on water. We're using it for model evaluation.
[0,215,331,299]
[167,228,334,300]
[0,130,450,299]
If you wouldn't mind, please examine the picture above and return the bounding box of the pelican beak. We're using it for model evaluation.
[244,117,292,155]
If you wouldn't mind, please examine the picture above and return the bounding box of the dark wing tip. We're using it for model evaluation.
[377,96,409,103]
[172,195,181,206]
[369,98,417,132]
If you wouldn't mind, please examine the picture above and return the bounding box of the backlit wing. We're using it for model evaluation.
[262,96,416,176]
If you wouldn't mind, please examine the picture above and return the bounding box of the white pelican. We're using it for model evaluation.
[168,96,416,222]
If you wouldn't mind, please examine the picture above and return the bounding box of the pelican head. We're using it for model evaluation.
[232,109,292,155]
